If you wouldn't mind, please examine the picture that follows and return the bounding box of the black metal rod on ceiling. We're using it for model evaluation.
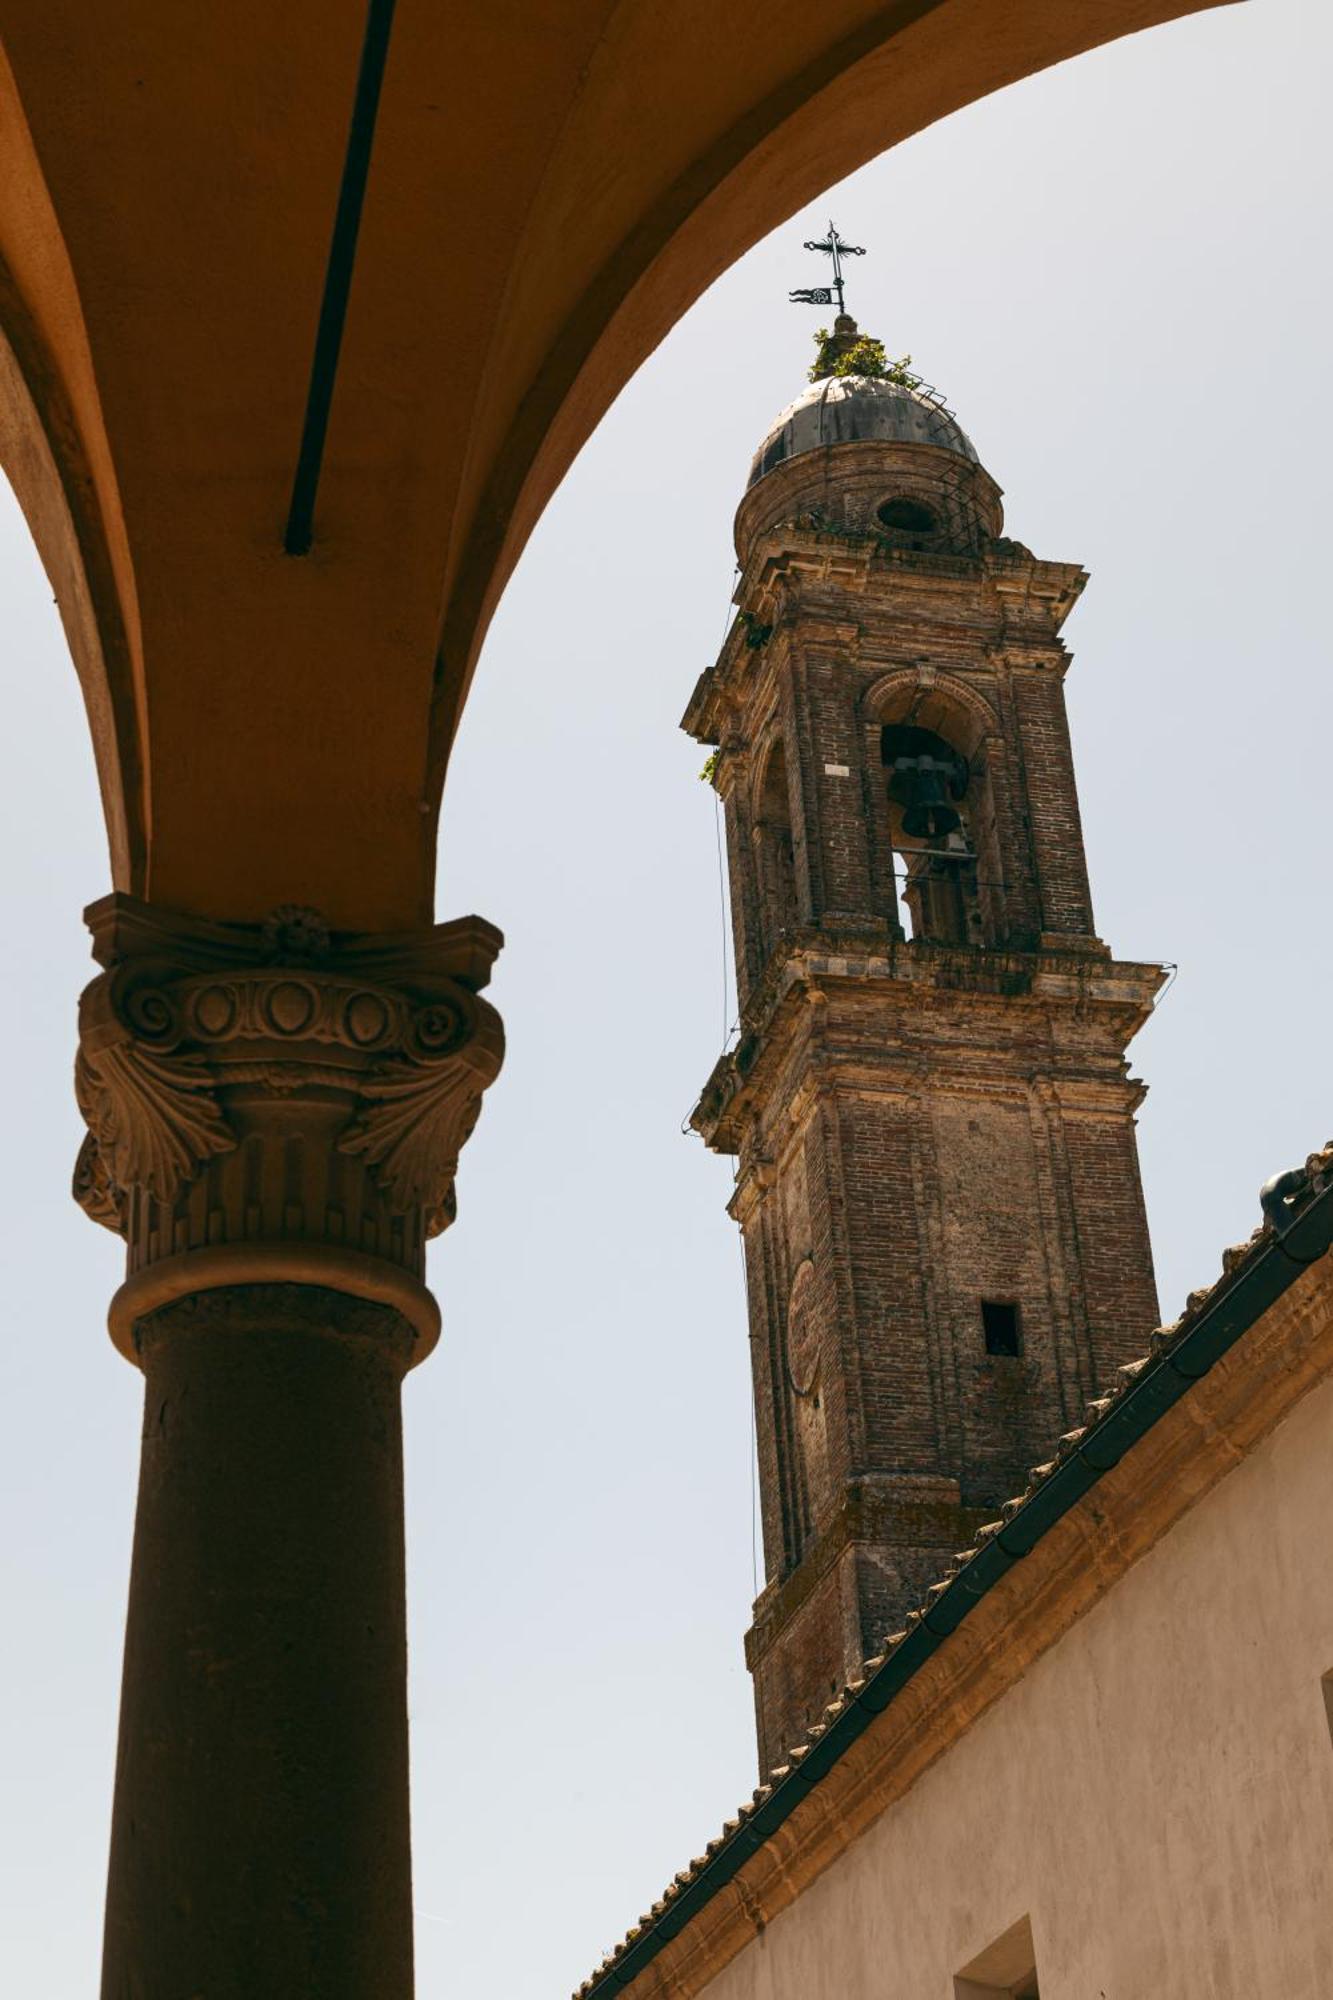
[284,0,398,556]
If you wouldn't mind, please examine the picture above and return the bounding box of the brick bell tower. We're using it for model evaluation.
[684,317,1164,1776]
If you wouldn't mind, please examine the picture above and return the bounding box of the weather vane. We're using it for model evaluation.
[789,220,866,317]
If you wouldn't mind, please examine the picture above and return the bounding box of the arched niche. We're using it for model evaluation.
[751,735,801,957]
[785,1256,826,1545]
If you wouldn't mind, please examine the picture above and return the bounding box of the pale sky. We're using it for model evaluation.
[0,4,1329,1995]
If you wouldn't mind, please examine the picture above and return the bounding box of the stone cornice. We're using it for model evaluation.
[691,931,1165,1154]
[73,894,504,1361]
[991,554,1087,635]
[681,547,1083,751]
[731,529,1080,626]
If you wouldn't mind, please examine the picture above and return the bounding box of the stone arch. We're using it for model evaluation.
[0,44,143,890]
[749,720,784,818]
[0,317,143,890]
[861,670,1005,946]
[751,733,801,954]
[0,3,1226,929]
[861,666,1001,758]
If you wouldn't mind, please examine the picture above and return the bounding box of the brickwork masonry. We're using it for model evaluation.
[684,414,1163,1774]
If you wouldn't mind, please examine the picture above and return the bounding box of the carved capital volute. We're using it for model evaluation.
[73,894,504,1365]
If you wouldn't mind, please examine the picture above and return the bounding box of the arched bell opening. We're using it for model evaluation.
[881,722,984,947]
[863,671,1015,949]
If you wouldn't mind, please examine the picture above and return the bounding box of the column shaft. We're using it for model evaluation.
[101,1285,415,2000]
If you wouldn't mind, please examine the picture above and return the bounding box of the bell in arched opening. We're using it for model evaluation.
[882,723,982,947]
[881,724,969,838]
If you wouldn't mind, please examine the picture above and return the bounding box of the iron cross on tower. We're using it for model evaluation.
[789,219,866,316]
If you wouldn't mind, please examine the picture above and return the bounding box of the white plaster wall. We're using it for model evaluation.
[704,1371,1333,1999]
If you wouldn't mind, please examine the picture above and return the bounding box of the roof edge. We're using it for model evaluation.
[577,1149,1333,1999]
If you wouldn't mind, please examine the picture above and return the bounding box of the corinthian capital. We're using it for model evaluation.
[73,895,504,1362]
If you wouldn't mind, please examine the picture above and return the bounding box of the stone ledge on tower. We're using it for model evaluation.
[691,930,1164,1159]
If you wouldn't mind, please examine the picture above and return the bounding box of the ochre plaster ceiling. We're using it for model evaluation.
[0,0,1231,929]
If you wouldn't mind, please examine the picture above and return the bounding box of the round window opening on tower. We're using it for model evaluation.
[877,496,937,535]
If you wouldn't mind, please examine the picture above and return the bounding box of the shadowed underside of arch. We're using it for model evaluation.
[0,0,1233,929]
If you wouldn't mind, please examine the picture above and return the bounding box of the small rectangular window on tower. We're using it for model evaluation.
[981,1299,1022,1357]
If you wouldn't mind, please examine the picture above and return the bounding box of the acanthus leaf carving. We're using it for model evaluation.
[72,1131,126,1234]
[75,1041,236,1212]
[72,896,505,1274]
[336,1058,484,1237]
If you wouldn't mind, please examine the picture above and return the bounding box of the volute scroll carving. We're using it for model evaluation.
[72,894,505,1323]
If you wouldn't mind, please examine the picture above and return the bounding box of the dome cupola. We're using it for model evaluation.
[748,369,979,489]
[748,316,979,489]
[734,315,1002,559]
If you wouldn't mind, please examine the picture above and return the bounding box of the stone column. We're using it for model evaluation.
[73,894,503,2000]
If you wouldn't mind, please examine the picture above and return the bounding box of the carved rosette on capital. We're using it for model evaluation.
[72,894,504,1363]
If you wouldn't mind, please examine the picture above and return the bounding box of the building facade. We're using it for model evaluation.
[573,316,1333,2000]
[575,1170,1333,2000]
[684,327,1164,1772]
